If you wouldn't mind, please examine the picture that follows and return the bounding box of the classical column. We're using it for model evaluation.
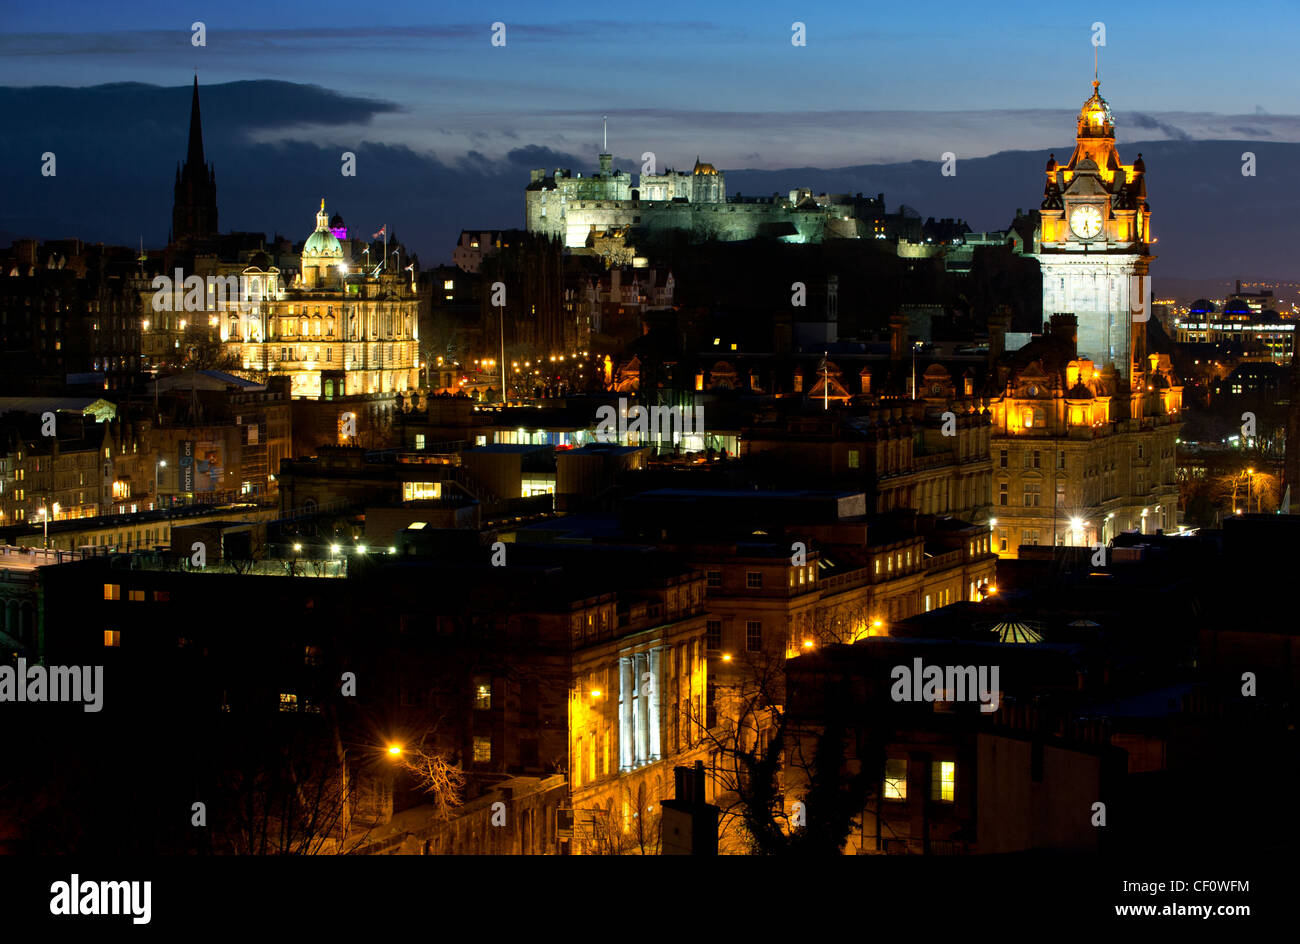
[618,655,634,771]
[648,647,663,761]
[633,651,648,766]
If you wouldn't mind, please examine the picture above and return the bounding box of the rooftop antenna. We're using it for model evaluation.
[603,115,607,153]
[1093,43,1099,84]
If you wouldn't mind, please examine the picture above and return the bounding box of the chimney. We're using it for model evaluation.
[660,761,718,855]
[890,312,907,362]
[1049,313,1078,355]
[988,306,1011,367]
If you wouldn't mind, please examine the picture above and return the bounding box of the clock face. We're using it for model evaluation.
[1070,204,1104,240]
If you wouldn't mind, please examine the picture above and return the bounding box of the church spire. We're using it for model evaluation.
[186,75,206,170]
[171,75,218,246]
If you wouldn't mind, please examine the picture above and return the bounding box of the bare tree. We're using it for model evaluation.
[689,648,884,854]
[391,742,467,822]
[211,717,378,855]
[580,780,665,855]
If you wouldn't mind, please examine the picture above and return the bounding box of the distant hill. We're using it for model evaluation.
[0,82,1294,283]
[726,139,1298,285]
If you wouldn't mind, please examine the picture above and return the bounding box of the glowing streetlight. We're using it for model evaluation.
[154,458,167,509]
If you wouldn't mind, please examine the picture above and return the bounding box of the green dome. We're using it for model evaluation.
[303,198,343,258]
[304,228,342,257]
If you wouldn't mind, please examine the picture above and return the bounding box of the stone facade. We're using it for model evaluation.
[223,201,420,400]
[988,317,1182,557]
[1033,79,1152,381]
[527,154,888,248]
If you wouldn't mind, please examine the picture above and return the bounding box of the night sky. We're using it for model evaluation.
[2,0,1298,276]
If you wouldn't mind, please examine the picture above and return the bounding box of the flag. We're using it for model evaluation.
[372,225,386,239]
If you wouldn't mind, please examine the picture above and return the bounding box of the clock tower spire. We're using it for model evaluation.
[1033,76,1152,389]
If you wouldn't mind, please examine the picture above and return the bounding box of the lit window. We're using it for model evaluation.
[103,630,120,647]
[304,645,322,667]
[154,590,170,602]
[931,761,955,802]
[415,434,426,450]
[473,736,492,763]
[402,482,442,501]
[279,693,299,712]
[884,758,907,799]
[128,590,145,602]
[103,583,120,601]
[848,449,860,469]
[474,678,491,710]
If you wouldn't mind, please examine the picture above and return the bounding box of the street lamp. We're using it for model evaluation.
[155,458,167,510]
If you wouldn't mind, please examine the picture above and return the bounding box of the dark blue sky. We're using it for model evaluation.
[2,1,1298,276]
[5,1,1298,168]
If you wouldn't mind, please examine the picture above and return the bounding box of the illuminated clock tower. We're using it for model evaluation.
[1035,79,1152,384]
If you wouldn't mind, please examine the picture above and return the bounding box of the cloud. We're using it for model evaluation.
[504,145,582,168]
[0,81,396,137]
[1128,112,1191,141]
[2,81,1300,280]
